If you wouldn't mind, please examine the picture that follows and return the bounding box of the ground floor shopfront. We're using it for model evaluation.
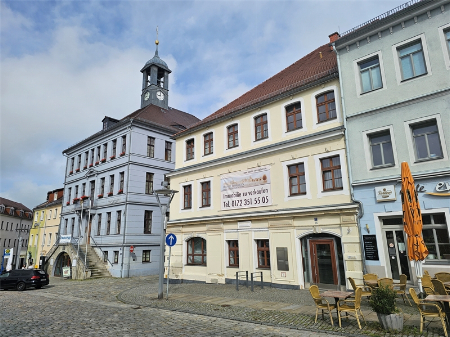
[355,175,450,283]
[166,204,362,290]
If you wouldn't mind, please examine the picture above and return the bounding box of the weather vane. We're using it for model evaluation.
[156,26,159,45]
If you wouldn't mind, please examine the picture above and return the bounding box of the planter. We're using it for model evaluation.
[69,171,73,175]
[107,192,113,196]
[110,155,116,160]
[118,190,123,194]
[95,161,99,165]
[101,158,106,163]
[377,313,403,331]
[120,152,125,156]
[83,166,87,170]
[98,194,103,198]
[75,169,80,172]
[66,201,70,205]
[89,164,93,168]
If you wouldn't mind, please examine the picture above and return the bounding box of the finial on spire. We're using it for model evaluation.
[155,26,159,56]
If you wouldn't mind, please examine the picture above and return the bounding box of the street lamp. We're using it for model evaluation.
[153,181,178,300]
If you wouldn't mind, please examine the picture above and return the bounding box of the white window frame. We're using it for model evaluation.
[362,125,399,172]
[184,136,196,163]
[251,109,271,144]
[34,212,38,221]
[313,149,349,199]
[352,51,387,96]
[224,121,241,152]
[438,23,450,71]
[197,178,213,211]
[202,129,215,157]
[179,181,194,213]
[310,85,341,129]
[392,34,432,85]
[403,114,448,166]
[281,97,307,136]
[48,210,52,220]
[281,156,312,202]
[40,211,44,221]
[54,208,58,219]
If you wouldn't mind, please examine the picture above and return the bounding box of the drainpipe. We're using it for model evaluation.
[121,120,133,278]
[333,43,367,275]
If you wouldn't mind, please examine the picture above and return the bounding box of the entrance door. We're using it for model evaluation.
[309,239,338,287]
[384,230,411,280]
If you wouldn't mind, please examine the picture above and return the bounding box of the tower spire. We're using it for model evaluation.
[155,26,159,57]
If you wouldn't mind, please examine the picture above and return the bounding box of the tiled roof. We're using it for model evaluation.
[0,197,33,218]
[176,42,337,136]
[0,197,32,212]
[121,104,200,132]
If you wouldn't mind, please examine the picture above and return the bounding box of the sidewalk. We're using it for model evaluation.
[116,277,446,337]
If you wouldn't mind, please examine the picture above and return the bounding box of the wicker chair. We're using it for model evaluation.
[396,274,412,306]
[432,279,449,295]
[309,285,336,326]
[337,287,366,329]
[348,277,371,300]
[435,272,450,283]
[363,273,378,289]
[410,288,448,337]
[422,274,436,296]
[378,277,394,289]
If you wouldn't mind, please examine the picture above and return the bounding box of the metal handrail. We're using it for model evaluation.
[45,237,61,261]
[89,235,113,267]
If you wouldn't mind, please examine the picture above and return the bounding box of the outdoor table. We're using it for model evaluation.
[444,281,450,290]
[321,290,354,317]
[424,295,450,326]
[364,280,378,289]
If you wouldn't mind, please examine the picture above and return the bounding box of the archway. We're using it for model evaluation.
[54,252,72,277]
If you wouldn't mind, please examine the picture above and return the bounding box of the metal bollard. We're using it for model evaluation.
[236,272,239,291]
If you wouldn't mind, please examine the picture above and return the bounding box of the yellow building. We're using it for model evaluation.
[28,188,64,268]
[166,36,363,290]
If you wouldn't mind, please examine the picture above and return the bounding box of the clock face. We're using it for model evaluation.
[144,91,150,101]
[156,91,165,101]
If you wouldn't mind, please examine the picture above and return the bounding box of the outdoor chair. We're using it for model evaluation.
[409,288,448,337]
[424,270,430,277]
[378,277,394,289]
[363,273,378,289]
[432,279,449,296]
[309,285,336,326]
[396,274,412,306]
[435,272,450,283]
[348,277,371,300]
[422,274,436,296]
[337,287,366,329]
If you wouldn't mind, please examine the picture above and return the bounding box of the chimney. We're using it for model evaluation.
[329,32,340,43]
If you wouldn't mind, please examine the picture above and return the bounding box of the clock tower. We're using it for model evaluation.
[140,39,171,109]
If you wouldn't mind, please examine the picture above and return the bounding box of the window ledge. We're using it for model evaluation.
[322,188,344,192]
[414,156,444,163]
[370,164,395,170]
[227,266,239,268]
[286,127,303,133]
[254,137,268,142]
[185,264,207,267]
[256,267,270,270]
[360,87,383,96]
[400,72,428,83]
[317,117,337,124]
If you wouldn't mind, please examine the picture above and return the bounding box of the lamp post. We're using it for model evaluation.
[153,181,178,300]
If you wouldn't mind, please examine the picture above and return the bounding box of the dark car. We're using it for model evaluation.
[0,269,49,291]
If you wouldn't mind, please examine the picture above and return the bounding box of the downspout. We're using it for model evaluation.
[121,120,133,278]
[333,43,367,275]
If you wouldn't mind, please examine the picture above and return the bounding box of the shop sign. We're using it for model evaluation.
[375,185,396,202]
[220,166,272,210]
[59,235,72,244]
[417,181,450,196]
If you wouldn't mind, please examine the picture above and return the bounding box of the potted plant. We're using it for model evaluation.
[110,155,116,160]
[98,194,103,198]
[100,158,106,163]
[120,151,125,156]
[66,201,70,205]
[107,192,113,196]
[83,165,87,170]
[69,170,73,175]
[89,163,93,168]
[80,195,88,201]
[369,285,403,331]
[95,161,100,165]
[73,198,80,204]
[118,189,123,194]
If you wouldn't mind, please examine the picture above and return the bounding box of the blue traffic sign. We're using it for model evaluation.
[165,233,177,247]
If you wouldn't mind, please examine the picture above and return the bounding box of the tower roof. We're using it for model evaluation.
[141,40,171,73]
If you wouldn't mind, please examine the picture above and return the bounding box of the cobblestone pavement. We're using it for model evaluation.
[1,276,446,337]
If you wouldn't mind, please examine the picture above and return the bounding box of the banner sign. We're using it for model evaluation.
[62,267,71,277]
[220,166,272,211]
[59,235,72,244]
[4,248,13,271]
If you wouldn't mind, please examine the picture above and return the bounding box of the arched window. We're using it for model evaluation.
[186,237,206,265]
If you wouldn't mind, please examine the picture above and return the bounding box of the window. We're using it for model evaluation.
[54,209,58,219]
[445,28,450,53]
[398,41,427,81]
[227,124,239,148]
[122,135,126,153]
[145,173,154,194]
[183,185,192,209]
[40,211,44,221]
[254,114,268,140]
[100,178,105,195]
[34,213,38,221]
[71,218,75,235]
[186,139,194,160]
[113,251,119,264]
[119,172,124,191]
[228,241,239,267]
[144,210,152,234]
[288,163,306,195]
[116,211,121,234]
[103,143,107,160]
[109,175,114,194]
[82,183,86,197]
[83,152,88,168]
[411,120,443,161]
[64,219,68,235]
[321,156,342,191]
[70,158,74,172]
[203,133,213,155]
[257,240,270,268]
[147,137,155,158]
[75,185,79,199]
[112,140,117,157]
[48,233,52,246]
[77,154,81,170]
[90,149,94,165]
[369,131,395,167]
[97,214,102,235]
[48,210,52,220]
[187,237,206,265]
[90,181,95,199]
[359,57,382,93]
[286,102,302,131]
[142,250,151,263]
[201,181,211,207]
[422,213,449,261]
[97,146,101,162]
[42,234,46,246]
[103,251,108,263]
[316,91,336,122]
[106,212,111,235]
[165,141,172,161]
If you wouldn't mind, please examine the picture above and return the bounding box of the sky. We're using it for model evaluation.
[1,0,407,209]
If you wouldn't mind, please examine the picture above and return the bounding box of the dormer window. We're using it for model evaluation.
[54,192,58,201]
[9,207,14,215]
[0,205,4,213]
[19,210,24,217]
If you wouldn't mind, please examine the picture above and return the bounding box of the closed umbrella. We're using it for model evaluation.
[400,162,428,293]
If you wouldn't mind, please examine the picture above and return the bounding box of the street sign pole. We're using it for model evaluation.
[166,245,171,299]
[165,234,177,300]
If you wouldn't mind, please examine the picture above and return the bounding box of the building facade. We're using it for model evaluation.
[0,197,32,270]
[166,38,362,290]
[27,188,63,269]
[334,0,450,282]
[53,42,199,279]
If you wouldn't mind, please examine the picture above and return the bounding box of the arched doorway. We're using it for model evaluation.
[300,233,345,290]
[54,252,72,277]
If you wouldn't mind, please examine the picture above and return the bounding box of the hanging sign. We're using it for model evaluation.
[220,166,272,211]
[375,185,396,202]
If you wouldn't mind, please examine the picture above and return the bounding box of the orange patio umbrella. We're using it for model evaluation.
[401,162,428,292]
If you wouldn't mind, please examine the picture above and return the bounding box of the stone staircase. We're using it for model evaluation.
[85,244,111,279]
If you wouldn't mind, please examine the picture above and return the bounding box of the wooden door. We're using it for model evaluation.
[309,239,338,285]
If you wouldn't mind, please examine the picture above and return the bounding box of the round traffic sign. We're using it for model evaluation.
[130,245,134,253]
